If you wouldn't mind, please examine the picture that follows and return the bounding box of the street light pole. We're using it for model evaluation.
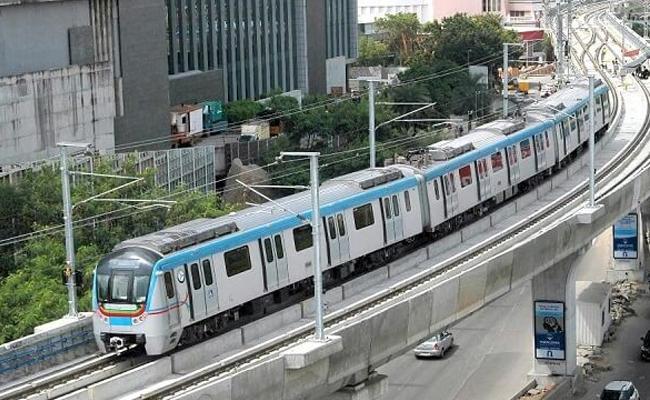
[58,142,92,317]
[588,75,595,207]
[556,0,564,87]
[368,80,376,168]
[278,151,324,341]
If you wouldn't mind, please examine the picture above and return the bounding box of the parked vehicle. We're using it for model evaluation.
[601,381,640,400]
[170,104,204,147]
[414,331,454,358]
[641,330,650,361]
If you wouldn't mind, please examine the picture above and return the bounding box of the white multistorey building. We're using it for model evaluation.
[358,0,433,33]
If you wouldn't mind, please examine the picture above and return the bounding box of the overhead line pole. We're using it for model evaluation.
[557,0,564,87]
[368,80,376,168]
[588,75,596,206]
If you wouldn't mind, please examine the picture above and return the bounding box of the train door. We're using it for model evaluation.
[382,197,396,243]
[175,266,192,326]
[162,271,180,328]
[336,213,350,261]
[508,146,520,184]
[326,216,341,266]
[477,158,491,199]
[188,261,208,321]
[391,194,404,240]
[262,237,279,290]
[535,134,547,170]
[200,259,218,315]
[273,235,289,285]
[443,173,458,216]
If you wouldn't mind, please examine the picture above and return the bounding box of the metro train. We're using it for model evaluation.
[93,79,611,355]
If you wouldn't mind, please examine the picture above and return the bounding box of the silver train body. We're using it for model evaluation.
[93,79,611,355]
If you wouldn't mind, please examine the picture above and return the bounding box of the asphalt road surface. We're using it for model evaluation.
[576,294,650,399]
[379,282,534,400]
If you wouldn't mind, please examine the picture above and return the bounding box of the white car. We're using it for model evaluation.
[413,331,454,358]
[601,381,640,400]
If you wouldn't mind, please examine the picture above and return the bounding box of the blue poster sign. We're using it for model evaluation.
[613,213,638,259]
[534,301,566,360]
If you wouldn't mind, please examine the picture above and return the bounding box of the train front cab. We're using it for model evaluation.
[93,247,178,355]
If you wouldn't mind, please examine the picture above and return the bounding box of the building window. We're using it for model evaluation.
[224,246,252,277]
[353,204,375,230]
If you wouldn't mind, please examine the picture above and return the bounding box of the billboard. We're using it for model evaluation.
[613,213,638,259]
[534,301,566,360]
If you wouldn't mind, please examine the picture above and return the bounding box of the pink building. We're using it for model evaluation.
[432,0,506,19]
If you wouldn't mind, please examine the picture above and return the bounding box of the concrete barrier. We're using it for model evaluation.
[171,328,242,373]
[430,278,460,332]
[405,291,434,346]
[341,267,388,300]
[368,302,409,368]
[516,190,539,212]
[230,357,285,400]
[428,232,461,258]
[537,180,552,199]
[88,357,172,400]
[551,169,569,189]
[327,318,372,385]
[301,287,343,318]
[241,305,302,344]
[484,251,515,303]
[387,248,428,278]
[57,390,90,400]
[0,313,96,385]
[460,217,491,242]
[456,266,488,317]
[490,203,516,227]
[173,378,231,400]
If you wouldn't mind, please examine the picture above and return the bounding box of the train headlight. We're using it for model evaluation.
[132,313,148,325]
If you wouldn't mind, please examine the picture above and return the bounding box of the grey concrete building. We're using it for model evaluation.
[0,0,173,164]
[165,0,358,103]
[0,0,357,165]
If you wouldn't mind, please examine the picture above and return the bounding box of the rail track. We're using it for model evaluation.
[144,5,650,400]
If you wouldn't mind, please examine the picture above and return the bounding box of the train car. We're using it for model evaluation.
[93,79,611,355]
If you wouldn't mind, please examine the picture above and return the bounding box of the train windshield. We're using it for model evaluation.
[96,248,160,304]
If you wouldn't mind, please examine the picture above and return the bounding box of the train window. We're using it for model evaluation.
[570,114,577,132]
[274,235,284,259]
[293,225,313,252]
[520,140,531,159]
[328,217,337,239]
[110,272,130,302]
[491,152,503,171]
[477,160,483,177]
[190,263,201,290]
[482,159,489,177]
[459,165,472,188]
[392,195,400,217]
[434,180,440,200]
[337,214,346,236]
[225,246,252,277]
[562,120,569,137]
[264,238,274,263]
[404,191,411,212]
[449,173,457,192]
[383,198,392,218]
[583,106,590,121]
[164,272,175,299]
[202,260,213,286]
[443,175,450,195]
[353,204,375,230]
[545,132,550,148]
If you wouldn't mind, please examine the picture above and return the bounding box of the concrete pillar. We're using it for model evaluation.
[323,373,387,400]
[530,253,580,385]
[609,206,646,282]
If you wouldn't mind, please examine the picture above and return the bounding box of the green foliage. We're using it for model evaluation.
[542,34,555,62]
[357,37,393,66]
[0,158,230,343]
[429,14,521,72]
[266,95,300,114]
[374,13,422,64]
[224,99,264,123]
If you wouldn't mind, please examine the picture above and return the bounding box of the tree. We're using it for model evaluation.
[429,14,521,73]
[375,13,422,64]
[266,95,299,114]
[224,99,264,123]
[357,37,393,66]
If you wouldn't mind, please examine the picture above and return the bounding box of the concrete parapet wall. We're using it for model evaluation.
[387,248,428,278]
[341,267,388,299]
[171,328,243,373]
[490,203,516,227]
[0,313,96,385]
[460,217,491,242]
[241,305,302,344]
[428,232,461,257]
[88,357,172,400]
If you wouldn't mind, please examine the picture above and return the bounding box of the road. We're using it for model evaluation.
[378,282,533,400]
[576,294,650,399]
